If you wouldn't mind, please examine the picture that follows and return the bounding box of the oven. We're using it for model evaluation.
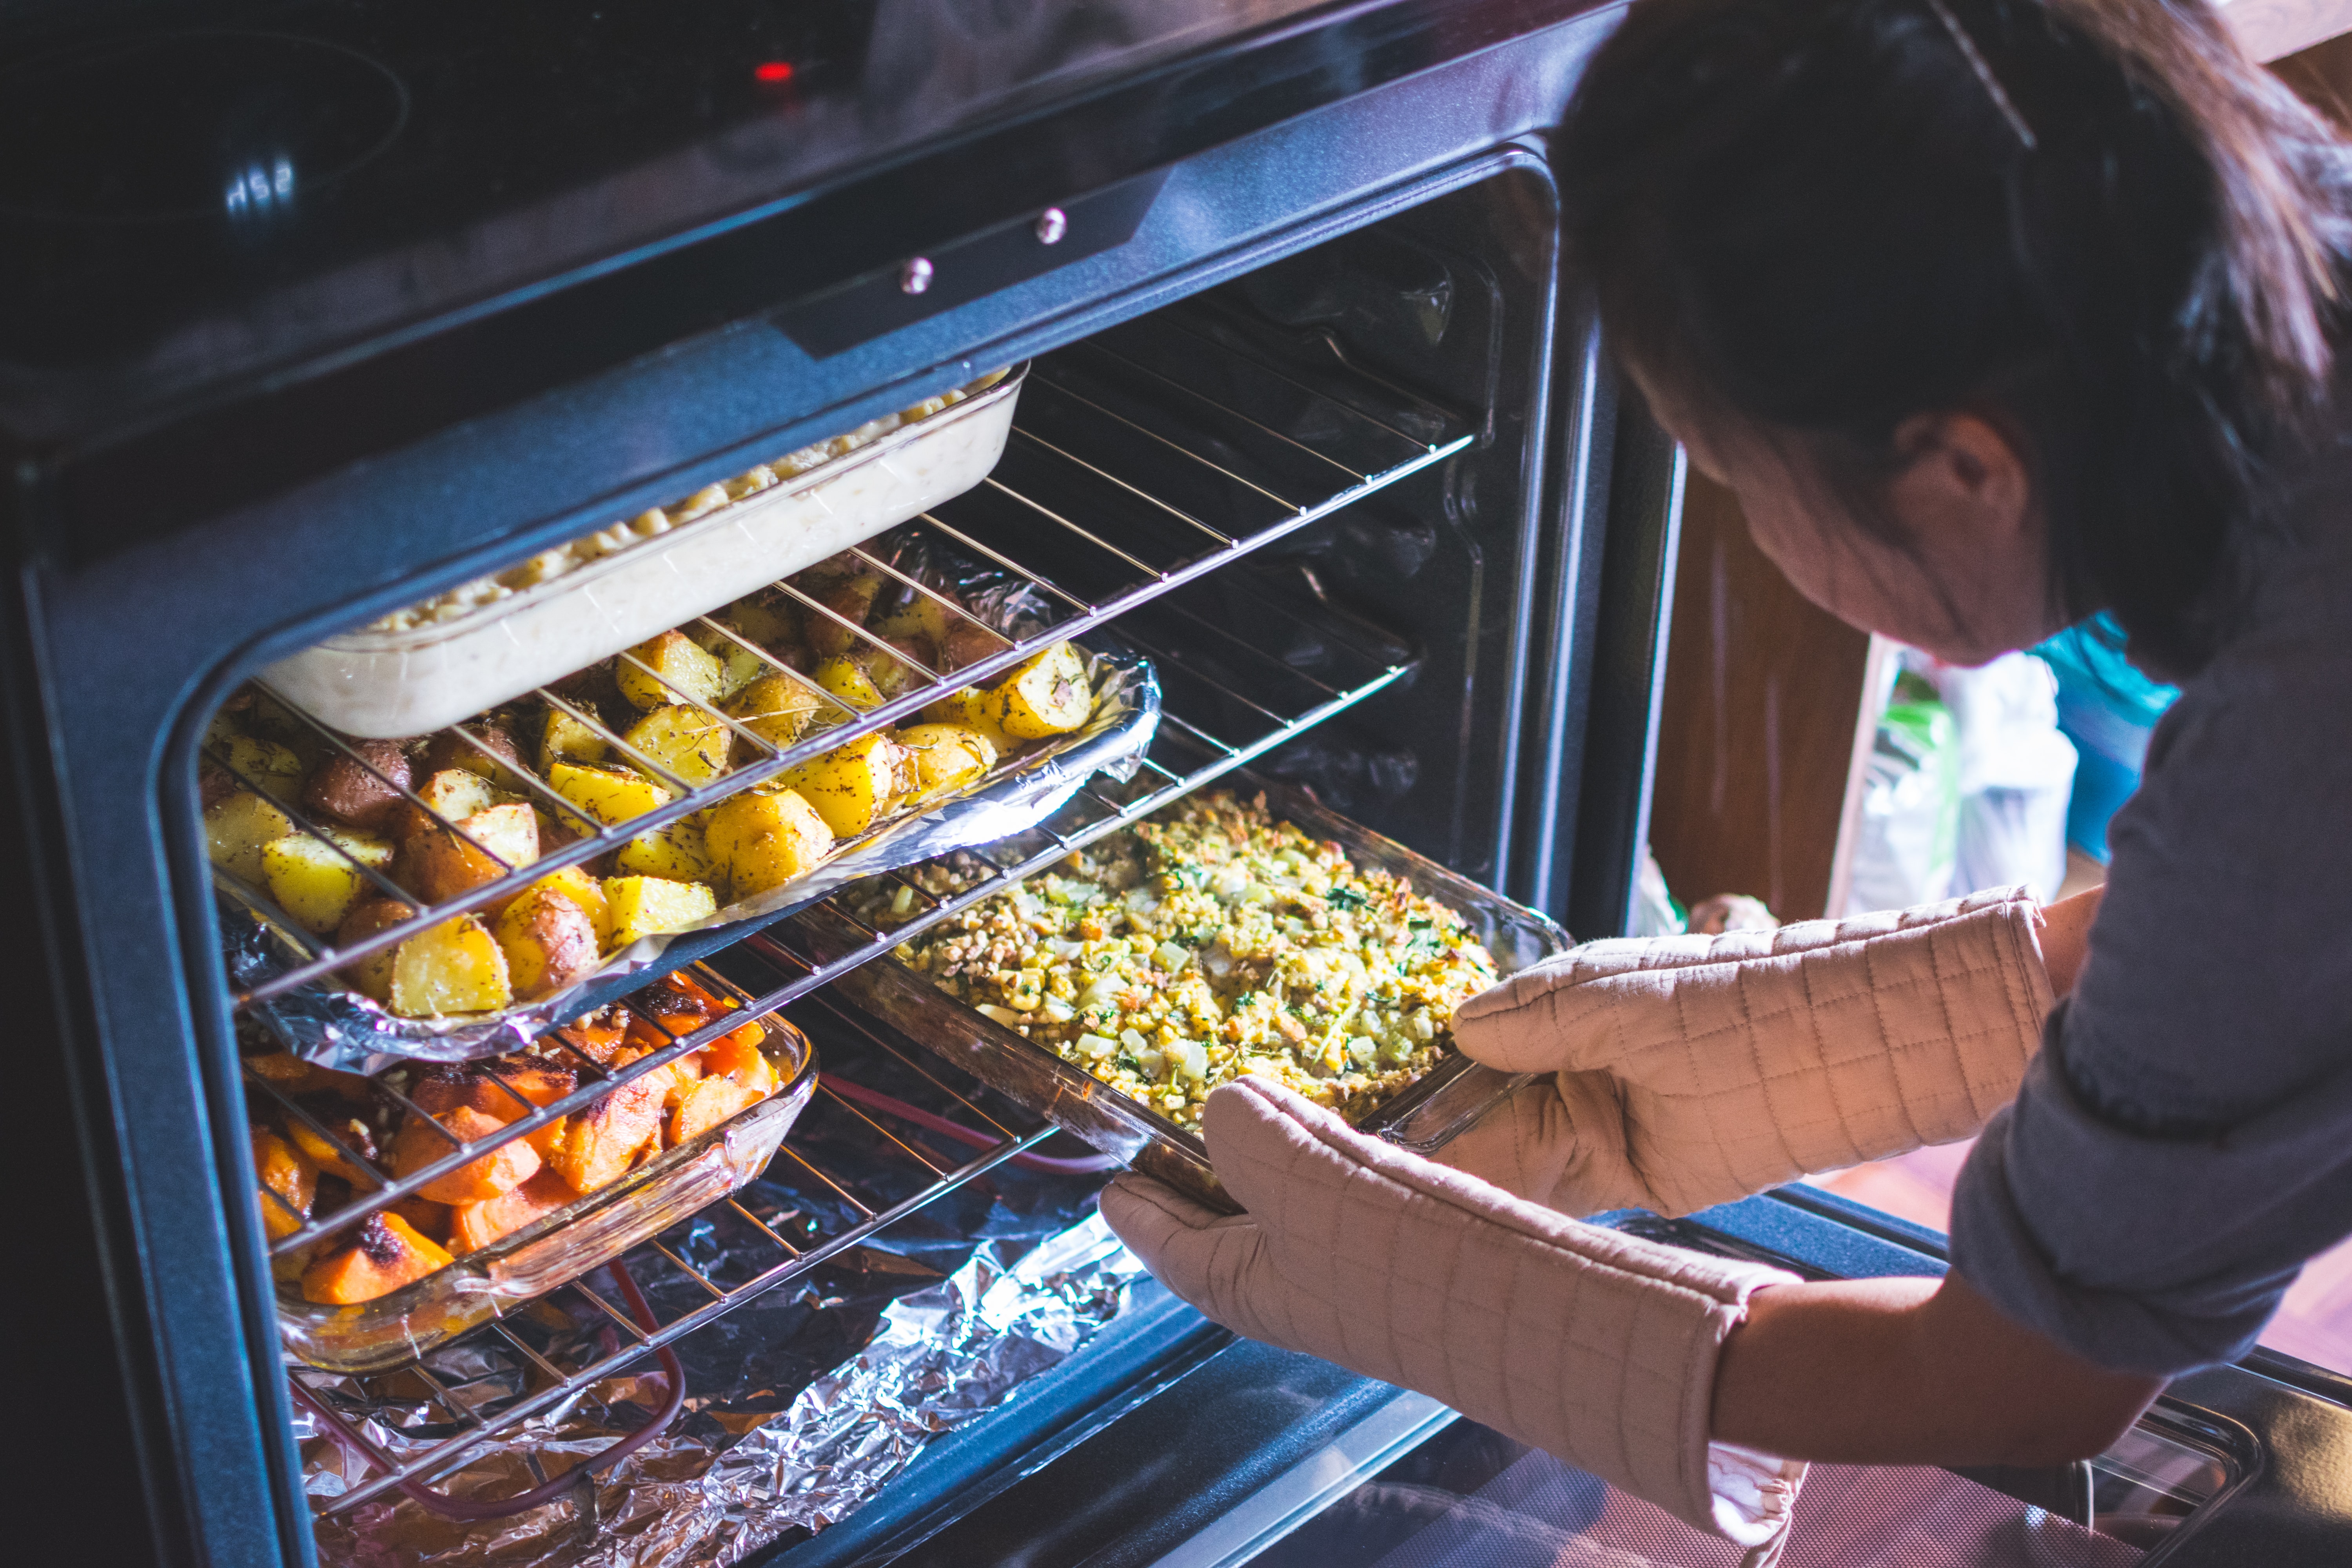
[9,3,2351,1565]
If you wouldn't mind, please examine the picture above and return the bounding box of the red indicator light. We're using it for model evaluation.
[754,61,795,83]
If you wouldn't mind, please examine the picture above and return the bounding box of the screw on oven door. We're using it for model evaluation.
[900,257,934,295]
[1034,207,1069,245]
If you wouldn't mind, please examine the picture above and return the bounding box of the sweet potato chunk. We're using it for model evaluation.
[700,1024,779,1098]
[388,1196,454,1245]
[244,1052,374,1102]
[283,1114,383,1187]
[302,740,413,832]
[412,1063,575,1156]
[548,1075,666,1195]
[390,1104,541,1205]
[299,1212,454,1305]
[552,1005,631,1067]
[667,1076,760,1147]
[448,1169,578,1254]
[251,1128,318,1241]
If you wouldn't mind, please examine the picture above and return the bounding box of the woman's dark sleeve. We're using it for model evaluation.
[1948,625,2352,1376]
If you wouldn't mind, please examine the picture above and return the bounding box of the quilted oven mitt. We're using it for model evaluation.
[1100,1078,1808,1564]
[1439,887,2056,1218]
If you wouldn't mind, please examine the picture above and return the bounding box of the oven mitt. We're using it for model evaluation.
[1440,886,2055,1218]
[1099,1078,1808,1565]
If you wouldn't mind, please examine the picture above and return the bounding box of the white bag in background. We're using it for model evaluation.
[1939,653,2079,904]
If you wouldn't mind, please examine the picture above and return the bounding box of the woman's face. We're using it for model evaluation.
[1633,369,2065,666]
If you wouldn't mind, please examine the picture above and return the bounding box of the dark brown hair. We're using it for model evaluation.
[1561,0,2352,677]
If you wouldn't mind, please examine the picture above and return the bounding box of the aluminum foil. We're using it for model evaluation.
[227,648,1160,1071]
[301,1212,1148,1568]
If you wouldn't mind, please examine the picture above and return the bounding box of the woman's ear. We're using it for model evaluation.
[1888,410,2036,545]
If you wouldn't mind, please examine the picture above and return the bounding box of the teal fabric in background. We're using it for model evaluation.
[2033,616,2181,862]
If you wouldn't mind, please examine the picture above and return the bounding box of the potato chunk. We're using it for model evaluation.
[539,707,612,772]
[612,818,713,882]
[548,760,672,830]
[397,767,498,842]
[777,732,907,839]
[990,641,1091,738]
[803,573,882,657]
[261,831,389,933]
[388,916,514,1016]
[602,877,717,949]
[921,687,1022,755]
[492,886,602,999]
[703,788,833,901]
[205,791,296,883]
[299,1212,454,1305]
[400,802,539,907]
[222,735,305,803]
[617,630,724,711]
[894,722,998,802]
[724,672,823,753]
[335,897,416,1002]
[423,724,528,792]
[302,740,413,832]
[620,703,731,786]
[519,864,610,947]
[392,1103,541,1204]
[811,655,884,714]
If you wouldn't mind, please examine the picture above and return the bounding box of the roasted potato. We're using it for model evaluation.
[205,791,296,883]
[602,876,717,949]
[251,1128,318,1241]
[939,618,1012,674]
[613,818,713,882]
[991,641,1091,738]
[221,734,305,803]
[920,687,1023,756]
[777,731,907,838]
[724,672,823,753]
[617,630,724,711]
[301,739,412,832]
[398,767,498,841]
[811,655,884,714]
[261,831,392,933]
[388,915,514,1016]
[703,788,833,900]
[492,886,601,999]
[894,722,998,802]
[871,593,953,647]
[539,707,612,772]
[864,638,934,700]
[300,1212,454,1305]
[804,572,882,657]
[335,897,417,1002]
[620,703,731,787]
[712,641,769,702]
[548,759,672,829]
[424,723,528,792]
[391,1103,540,1204]
[718,592,799,651]
[399,802,539,906]
[515,864,611,947]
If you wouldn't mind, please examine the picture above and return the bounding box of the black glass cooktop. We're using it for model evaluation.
[0,0,1329,445]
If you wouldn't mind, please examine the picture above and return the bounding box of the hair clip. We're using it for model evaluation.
[1924,0,2038,151]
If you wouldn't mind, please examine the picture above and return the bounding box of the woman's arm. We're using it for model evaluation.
[2035,884,2102,996]
[1711,1271,2161,1466]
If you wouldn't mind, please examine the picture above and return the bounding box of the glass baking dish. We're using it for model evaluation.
[814,778,1569,1211]
[263,366,1025,738]
[273,1010,818,1374]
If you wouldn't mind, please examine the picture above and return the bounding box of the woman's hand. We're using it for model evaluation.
[1714,1270,2160,1467]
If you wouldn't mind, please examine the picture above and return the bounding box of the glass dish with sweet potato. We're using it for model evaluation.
[249,968,817,1373]
[208,539,1143,1049]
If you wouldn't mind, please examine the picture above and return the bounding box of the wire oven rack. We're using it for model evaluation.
[215,318,1473,1008]
[244,311,1446,1513]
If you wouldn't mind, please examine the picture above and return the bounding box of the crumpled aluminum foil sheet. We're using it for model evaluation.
[226,648,1159,1071]
[301,1211,1146,1568]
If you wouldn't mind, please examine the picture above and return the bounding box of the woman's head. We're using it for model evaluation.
[1561,0,2352,677]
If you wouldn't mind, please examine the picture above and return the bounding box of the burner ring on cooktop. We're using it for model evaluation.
[0,30,407,224]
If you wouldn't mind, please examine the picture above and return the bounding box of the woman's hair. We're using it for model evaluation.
[1560,0,2352,677]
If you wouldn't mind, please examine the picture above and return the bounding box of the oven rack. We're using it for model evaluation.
[218,330,1473,1008]
[296,986,1079,1519]
[249,572,1413,1258]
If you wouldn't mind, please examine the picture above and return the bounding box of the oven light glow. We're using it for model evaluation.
[754,60,795,83]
